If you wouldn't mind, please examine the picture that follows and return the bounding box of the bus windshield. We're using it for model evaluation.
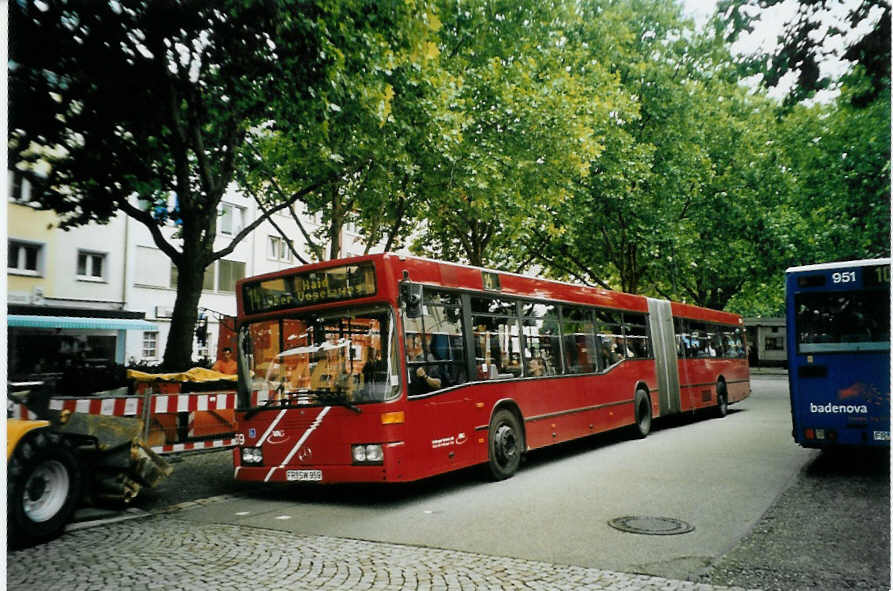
[237,305,401,409]
[795,291,891,353]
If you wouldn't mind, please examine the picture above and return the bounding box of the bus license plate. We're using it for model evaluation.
[873,431,890,441]
[287,470,322,482]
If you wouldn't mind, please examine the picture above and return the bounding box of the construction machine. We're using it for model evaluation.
[7,382,172,548]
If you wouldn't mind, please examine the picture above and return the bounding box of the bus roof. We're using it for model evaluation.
[786,258,891,274]
[237,252,742,324]
[383,254,741,323]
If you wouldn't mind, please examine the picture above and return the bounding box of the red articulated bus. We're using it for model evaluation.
[232,253,750,484]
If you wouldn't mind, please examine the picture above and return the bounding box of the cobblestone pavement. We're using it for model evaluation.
[8,498,755,591]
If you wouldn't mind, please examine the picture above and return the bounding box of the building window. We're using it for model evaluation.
[8,171,41,204]
[219,203,244,236]
[268,236,292,262]
[143,332,159,358]
[203,264,216,291]
[8,240,42,275]
[170,263,216,291]
[218,259,246,292]
[77,251,106,280]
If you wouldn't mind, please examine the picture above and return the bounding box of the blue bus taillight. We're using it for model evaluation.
[804,428,838,442]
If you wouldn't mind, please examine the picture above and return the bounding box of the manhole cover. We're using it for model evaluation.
[607,516,695,535]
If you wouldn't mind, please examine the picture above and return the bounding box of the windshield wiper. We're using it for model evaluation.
[315,389,362,414]
[242,387,362,419]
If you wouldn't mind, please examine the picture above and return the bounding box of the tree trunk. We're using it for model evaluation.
[161,247,208,371]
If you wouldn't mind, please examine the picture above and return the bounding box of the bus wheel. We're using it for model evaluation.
[715,382,729,418]
[487,409,522,480]
[634,389,652,438]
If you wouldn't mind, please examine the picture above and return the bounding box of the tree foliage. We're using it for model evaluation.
[10,0,293,368]
[236,0,443,262]
[408,0,613,268]
[717,0,890,106]
[9,0,438,368]
[9,0,889,352]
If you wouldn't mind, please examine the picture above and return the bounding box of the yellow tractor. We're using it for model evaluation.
[7,382,171,548]
[7,416,83,548]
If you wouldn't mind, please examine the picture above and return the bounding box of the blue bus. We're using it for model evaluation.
[786,258,890,448]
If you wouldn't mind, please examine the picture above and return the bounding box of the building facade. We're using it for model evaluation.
[743,317,788,368]
[7,173,383,379]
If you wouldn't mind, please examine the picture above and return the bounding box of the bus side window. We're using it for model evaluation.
[687,322,711,358]
[595,309,624,368]
[675,319,687,358]
[622,313,651,359]
[522,302,561,377]
[405,290,468,395]
[709,325,724,358]
[723,329,744,359]
[561,306,597,373]
[473,296,522,380]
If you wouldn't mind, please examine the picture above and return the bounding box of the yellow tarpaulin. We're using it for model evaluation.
[126,367,237,383]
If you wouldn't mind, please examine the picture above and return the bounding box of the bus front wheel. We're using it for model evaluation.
[487,409,522,480]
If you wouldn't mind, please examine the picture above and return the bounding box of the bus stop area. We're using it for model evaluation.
[8,508,757,591]
[7,377,888,591]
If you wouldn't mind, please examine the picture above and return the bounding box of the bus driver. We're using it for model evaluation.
[408,334,442,394]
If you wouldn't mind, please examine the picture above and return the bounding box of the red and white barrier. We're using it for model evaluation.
[10,391,241,455]
[150,438,237,455]
[44,391,239,417]
[8,404,39,420]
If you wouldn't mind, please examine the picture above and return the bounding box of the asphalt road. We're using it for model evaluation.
[122,375,883,589]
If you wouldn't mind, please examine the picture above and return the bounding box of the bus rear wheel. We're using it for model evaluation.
[716,382,729,418]
[487,409,522,480]
[634,389,652,438]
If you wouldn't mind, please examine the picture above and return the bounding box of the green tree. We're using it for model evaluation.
[557,0,696,294]
[775,69,891,262]
[713,0,890,315]
[536,0,799,312]
[10,0,436,368]
[238,2,443,263]
[409,0,613,268]
[717,0,890,107]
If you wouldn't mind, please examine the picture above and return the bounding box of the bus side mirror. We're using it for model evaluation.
[400,282,423,318]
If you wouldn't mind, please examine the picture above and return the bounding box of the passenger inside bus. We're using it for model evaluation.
[359,348,387,400]
[527,357,544,377]
[408,333,443,394]
[601,337,623,365]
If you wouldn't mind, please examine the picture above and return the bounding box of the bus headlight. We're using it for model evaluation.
[241,447,264,465]
[351,444,383,465]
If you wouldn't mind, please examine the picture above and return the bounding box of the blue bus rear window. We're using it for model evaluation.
[795,290,890,353]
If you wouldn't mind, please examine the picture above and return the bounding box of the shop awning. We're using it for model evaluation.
[8,315,159,331]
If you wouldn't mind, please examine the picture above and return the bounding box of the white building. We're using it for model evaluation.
[743,317,788,368]
[7,174,383,378]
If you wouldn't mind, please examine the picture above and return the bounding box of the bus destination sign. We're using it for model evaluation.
[243,262,377,315]
[864,264,891,288]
